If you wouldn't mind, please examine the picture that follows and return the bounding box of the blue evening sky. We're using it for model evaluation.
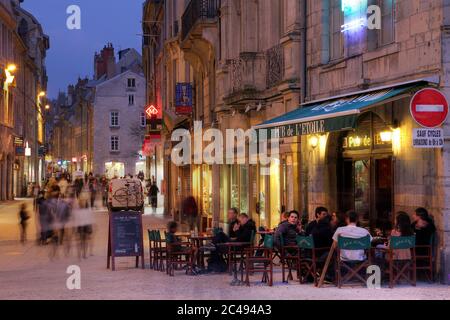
[21,0,143,99]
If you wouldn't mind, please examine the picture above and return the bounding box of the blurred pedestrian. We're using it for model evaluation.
[149,181,159,210]
[88,173,97,208]
[58,174,69,198]
[18,204,30,243]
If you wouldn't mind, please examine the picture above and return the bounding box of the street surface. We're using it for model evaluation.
[0,199,449,300]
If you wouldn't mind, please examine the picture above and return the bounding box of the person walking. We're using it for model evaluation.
[18,204,30,243]
[149,181,159,210]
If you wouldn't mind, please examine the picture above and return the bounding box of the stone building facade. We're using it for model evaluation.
[144,0,450,282]
[92,48,146,178]
[143,0,302,230]
[0,0,49,199]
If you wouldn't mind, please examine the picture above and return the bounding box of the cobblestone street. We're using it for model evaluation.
[0,200,448,300]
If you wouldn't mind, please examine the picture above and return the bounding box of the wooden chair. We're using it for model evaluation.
[297,235,332,286]
[280,234,300,283]
[153,230,167,272]
[244,235,274,286]
[384,236,416,288]
[415,233,435,282]
[165,233,194,277]
[147,230,154,269]
[227,230,255,274]
[336,235,372,288]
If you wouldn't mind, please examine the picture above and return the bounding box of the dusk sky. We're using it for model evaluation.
[22,0,143,99]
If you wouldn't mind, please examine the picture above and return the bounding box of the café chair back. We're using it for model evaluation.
[165,231,194,277]
[415,232,435,282]
[244,235,274,286]
[280,233,300,283]
[297,235,332,286]
[152,230,167,272]
[336,235,372,288]
[386,236,416,288]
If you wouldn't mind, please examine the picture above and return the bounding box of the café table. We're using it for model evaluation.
[217,242,251,286]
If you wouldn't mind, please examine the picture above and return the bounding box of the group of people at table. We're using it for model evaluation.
[163,206,436,285]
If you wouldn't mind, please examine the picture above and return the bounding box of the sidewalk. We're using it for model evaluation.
[0,202,449,300]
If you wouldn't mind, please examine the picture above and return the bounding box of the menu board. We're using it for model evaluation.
[107,211,145,271]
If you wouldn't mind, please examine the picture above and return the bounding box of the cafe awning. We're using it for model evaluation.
[254,80,430,138]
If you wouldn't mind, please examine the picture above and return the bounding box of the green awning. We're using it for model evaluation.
[254,82,425,138]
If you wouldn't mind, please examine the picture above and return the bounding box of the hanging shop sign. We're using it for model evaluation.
[410,88,449,128]
[412,128,444,149]
[14,136,24,146]
[175,83,193,115]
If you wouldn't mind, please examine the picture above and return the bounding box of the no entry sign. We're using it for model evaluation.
[410,88,449,128]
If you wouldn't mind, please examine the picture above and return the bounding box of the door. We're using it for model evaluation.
[373,157,393,233]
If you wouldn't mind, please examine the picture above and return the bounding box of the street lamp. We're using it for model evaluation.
[38,91,46,98]
[45,104,50,110]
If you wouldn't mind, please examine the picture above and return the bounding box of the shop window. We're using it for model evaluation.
[337,112,394,233]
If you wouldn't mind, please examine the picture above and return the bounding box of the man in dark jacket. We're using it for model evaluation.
[227,208,239,239]
[275,211,301,248]
[305,207,329,235]
[310,215,333,249]
[234,214,256,243]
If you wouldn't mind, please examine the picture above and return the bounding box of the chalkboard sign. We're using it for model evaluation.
[107,211,145,271]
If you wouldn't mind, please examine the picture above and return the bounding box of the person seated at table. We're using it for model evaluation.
[332,211,372,262]
[377,212,414,261]
[310,213,333,250]
[305,207,329,236]
[233,213,256,243]
[227,208,240,239]
[330,211,347,232]
[166,221,198,272]
[274,211,301,249]
[412,207,436,250]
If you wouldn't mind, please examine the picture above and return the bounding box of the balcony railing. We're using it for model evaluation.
[182,0,220,41]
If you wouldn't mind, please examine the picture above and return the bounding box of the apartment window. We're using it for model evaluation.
[127,78,136,88]
[380,0,395,46]
[368,0,395,50]
[330,0,344,61]
[140,112,146,127]
[110,136,119,151]
[128,94,135,106]
[110,111,119,127]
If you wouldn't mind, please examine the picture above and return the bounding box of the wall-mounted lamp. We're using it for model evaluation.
[310,135,319,149]
[380,130,393,143]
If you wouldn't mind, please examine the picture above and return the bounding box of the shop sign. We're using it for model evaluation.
[270,115,357,139]
[175,83,193,115]
[15,146,25,156]
[412,128,444,149]
[14,136,24,146]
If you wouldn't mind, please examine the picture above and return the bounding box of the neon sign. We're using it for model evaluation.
[145,104,159,118]
[341,1,382,33]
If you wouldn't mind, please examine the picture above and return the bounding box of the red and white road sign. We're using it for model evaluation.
[410,88,449,128]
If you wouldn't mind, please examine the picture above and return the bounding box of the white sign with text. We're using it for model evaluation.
[413,128,444,149]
